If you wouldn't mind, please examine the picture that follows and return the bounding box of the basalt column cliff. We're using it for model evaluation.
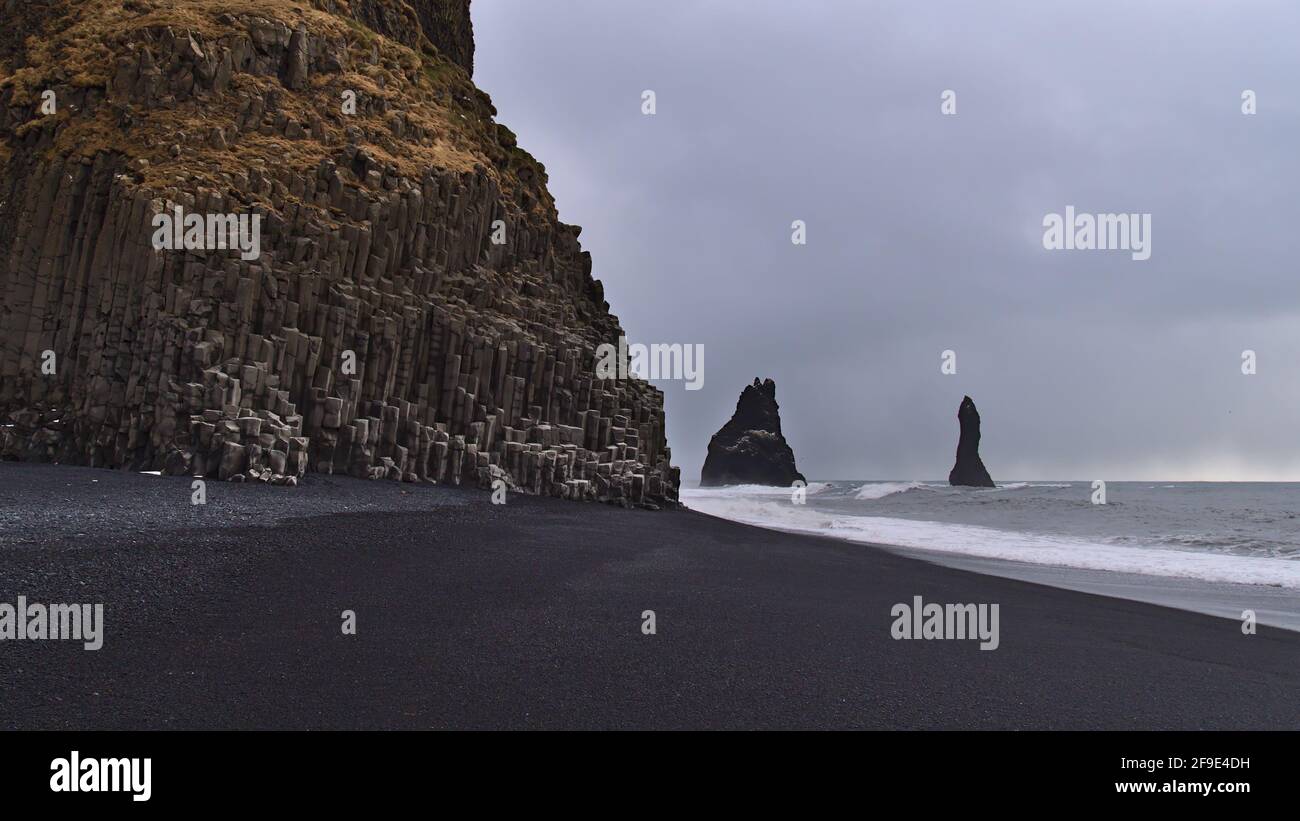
[0,0,678,507]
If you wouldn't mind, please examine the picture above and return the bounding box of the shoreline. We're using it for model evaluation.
[681,510,1300,634]
[680,484,1300,633]
[888,548,1300,633]
[1,462,1298,729]
[685,508,1300,636]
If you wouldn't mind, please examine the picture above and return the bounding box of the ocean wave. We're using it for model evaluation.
[973,481,1073,492]
[853,481,927,500]
[681,482,832,499]
[1142,533,1293,557]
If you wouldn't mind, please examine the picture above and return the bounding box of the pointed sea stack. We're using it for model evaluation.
[700,378,805,487]
[948,396,995,487]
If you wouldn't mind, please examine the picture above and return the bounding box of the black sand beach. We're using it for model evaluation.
[0,462,1297,730]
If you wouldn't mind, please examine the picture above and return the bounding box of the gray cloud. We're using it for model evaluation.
[474,0,1300,481]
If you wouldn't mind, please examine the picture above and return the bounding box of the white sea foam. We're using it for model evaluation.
[853,481,927,500]
[976,482,1073,492]
[685,482,831,498]
[679,488,1300,590]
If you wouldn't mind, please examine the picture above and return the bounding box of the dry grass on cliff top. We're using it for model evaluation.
[2,0,555,219]
[6,0,347,97]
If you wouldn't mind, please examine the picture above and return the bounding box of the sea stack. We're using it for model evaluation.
[700,378,805,487]
[948,396,995,487]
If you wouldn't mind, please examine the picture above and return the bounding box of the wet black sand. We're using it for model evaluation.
[0,462,1297,729]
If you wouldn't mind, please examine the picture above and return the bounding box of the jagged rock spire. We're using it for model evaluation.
[948,395,995,487]
[700,378,805,487]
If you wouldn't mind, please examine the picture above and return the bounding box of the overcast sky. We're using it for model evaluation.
[472,0,1300,482]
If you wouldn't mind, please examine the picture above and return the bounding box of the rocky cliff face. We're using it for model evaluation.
[700,378,804,487]
[350,0,474,75]
[948,395,994,488]
[0,0,678,507]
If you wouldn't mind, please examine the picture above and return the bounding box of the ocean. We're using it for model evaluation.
[681,481,1300,629]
